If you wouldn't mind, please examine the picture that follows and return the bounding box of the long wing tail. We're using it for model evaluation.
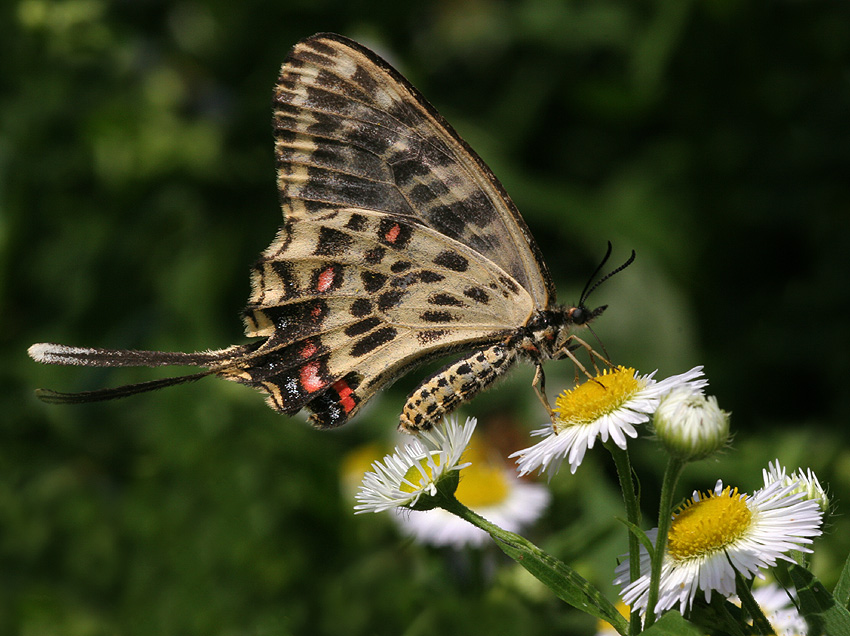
[28,342,258,405]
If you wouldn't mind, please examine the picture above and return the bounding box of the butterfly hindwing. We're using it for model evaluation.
[225,206,534,426]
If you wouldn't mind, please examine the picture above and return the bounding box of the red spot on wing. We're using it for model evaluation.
[385,223,401,244]
[310,304,323,319]
[300,361,325,393]
[317,266,335,292]
[300,341,318,359]
[332,379,356,414]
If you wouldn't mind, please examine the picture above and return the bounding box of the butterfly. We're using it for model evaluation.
[29,33,632,432]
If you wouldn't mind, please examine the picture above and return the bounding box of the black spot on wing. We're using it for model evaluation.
[463,286,490,304]
[429,205,465,240]
[409,177,451,205]
[361,271,387,292]
[420,310,457,323]
[350,327,398,357]
[352,64,379,96]
[260,300,329,340]
[306,393,346,428]
[377,290,405,312]
[350,299,372,317]
[364,246,386,265]
[304,38,335,56]
[417,330,449,345]
[390,156,432,187]
[418,270,444,283]
[316,209,340,222]
[391,269,445,290]
[268,261,299,300]
[390,261,412,273]
[428,293,464,307]
[344,316,381,337]
[345,213,367,231]
[432,250,469,272]
[499,275,520,295]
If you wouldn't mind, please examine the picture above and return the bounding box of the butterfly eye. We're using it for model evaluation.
[571,307,588,325]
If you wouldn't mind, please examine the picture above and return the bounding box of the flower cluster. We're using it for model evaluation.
[351,363,826,633]
[614,474,823,614]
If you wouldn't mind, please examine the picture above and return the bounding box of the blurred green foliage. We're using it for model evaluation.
[2,0,849,634]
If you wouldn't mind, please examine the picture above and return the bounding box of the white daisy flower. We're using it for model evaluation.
[394,435,551,548]
[512,366,706,476]
[614,471,824,615]
[653,388,730,460]
[354,416,475,513]
[763,459,830,514]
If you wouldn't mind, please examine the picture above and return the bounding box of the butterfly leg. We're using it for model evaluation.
[399,344,518,433]
[556,335,612,378]
[531,362,558,426]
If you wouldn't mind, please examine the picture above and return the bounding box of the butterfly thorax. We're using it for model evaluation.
[514,305,605,361]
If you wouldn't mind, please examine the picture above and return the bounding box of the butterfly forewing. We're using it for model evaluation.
[273,33,555,308]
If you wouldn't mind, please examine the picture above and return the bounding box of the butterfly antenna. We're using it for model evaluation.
[579,241,613,306]
[580,248,636,305]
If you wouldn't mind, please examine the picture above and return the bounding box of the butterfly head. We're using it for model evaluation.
[567,303,607,327]
[532,242,635,353]
[544,303,605,353]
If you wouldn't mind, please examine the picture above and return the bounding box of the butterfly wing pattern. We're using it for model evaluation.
[29,33,615,431]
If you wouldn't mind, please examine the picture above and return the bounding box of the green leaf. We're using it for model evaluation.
[495,533,629,633]
[833,551,850,607]
[439,495,628,633]
[789,563,850,636]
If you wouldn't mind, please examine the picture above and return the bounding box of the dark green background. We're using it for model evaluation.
[2,1,849,634]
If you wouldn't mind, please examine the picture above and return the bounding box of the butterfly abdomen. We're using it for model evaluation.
[399,343,518,432]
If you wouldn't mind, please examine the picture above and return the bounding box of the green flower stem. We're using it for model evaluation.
[606,442,643,635]
[734,570,773,635]
[438,494,629,635]
[644,455,685,628]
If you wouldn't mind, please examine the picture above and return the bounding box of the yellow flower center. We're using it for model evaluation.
[400,454,441,493]
[554,366,643,430]
[595,601,630,632]
[450,436,508,507]
[456,461,509,508]
[667,486,752,560]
